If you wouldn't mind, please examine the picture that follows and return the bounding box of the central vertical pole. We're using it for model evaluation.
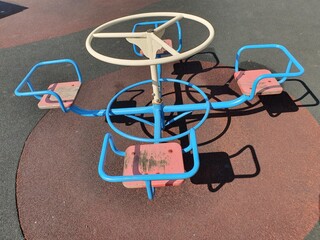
[151,65,165,142]
[150,64,161,104]
[146,31,164,142]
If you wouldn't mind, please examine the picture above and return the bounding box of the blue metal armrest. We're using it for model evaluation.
[98,129,200,200]
[212,44,304,109]
[14,59,82,112]
[235,44,304,97]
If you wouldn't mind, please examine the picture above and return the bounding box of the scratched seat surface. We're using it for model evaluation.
[122,142,185,188]
[38,81,81,109]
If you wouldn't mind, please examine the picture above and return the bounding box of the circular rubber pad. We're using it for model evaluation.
[16,62,320,239]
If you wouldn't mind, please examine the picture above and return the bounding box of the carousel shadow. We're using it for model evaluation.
[184,145,260,192]
[258,92,299,117]
[108,89,143,126]
[286,79,319,108]
[172,50,220,76]
[258,78,319,117]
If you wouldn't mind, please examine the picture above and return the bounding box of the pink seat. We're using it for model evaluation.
[38,81,81,109]
[234,69,283,96]
[123,142,185,188]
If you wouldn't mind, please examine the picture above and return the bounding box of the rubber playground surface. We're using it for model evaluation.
[1,1,319,239]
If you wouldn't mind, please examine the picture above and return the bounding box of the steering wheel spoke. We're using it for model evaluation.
[93,32,147,39]
[154,14,184,33]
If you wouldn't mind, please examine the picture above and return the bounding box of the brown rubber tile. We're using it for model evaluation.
[16,62,320,239]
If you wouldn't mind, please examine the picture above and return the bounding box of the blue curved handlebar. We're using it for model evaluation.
[14,59,82,112]
[233,44,304,101]
[98,128,199,184]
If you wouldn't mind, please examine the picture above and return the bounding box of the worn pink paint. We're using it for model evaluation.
[38,81,81,109]
[123,142,185,188]
[234,69,283,95]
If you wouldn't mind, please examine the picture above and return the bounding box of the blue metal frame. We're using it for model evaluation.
[213,44,305,109]
[105,78,211,143]
[14,59,83,113]
[98,128,200,200]
[100,44,304,199]
[14,45,305,132]
[13,44,305,200]
[13,44,305,137]
[14,59,107,116]
[14,47,304,114]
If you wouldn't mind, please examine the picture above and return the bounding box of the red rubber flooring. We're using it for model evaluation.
[16,63,320,239]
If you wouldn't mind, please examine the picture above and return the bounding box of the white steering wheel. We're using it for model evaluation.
[86,12,215,66]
